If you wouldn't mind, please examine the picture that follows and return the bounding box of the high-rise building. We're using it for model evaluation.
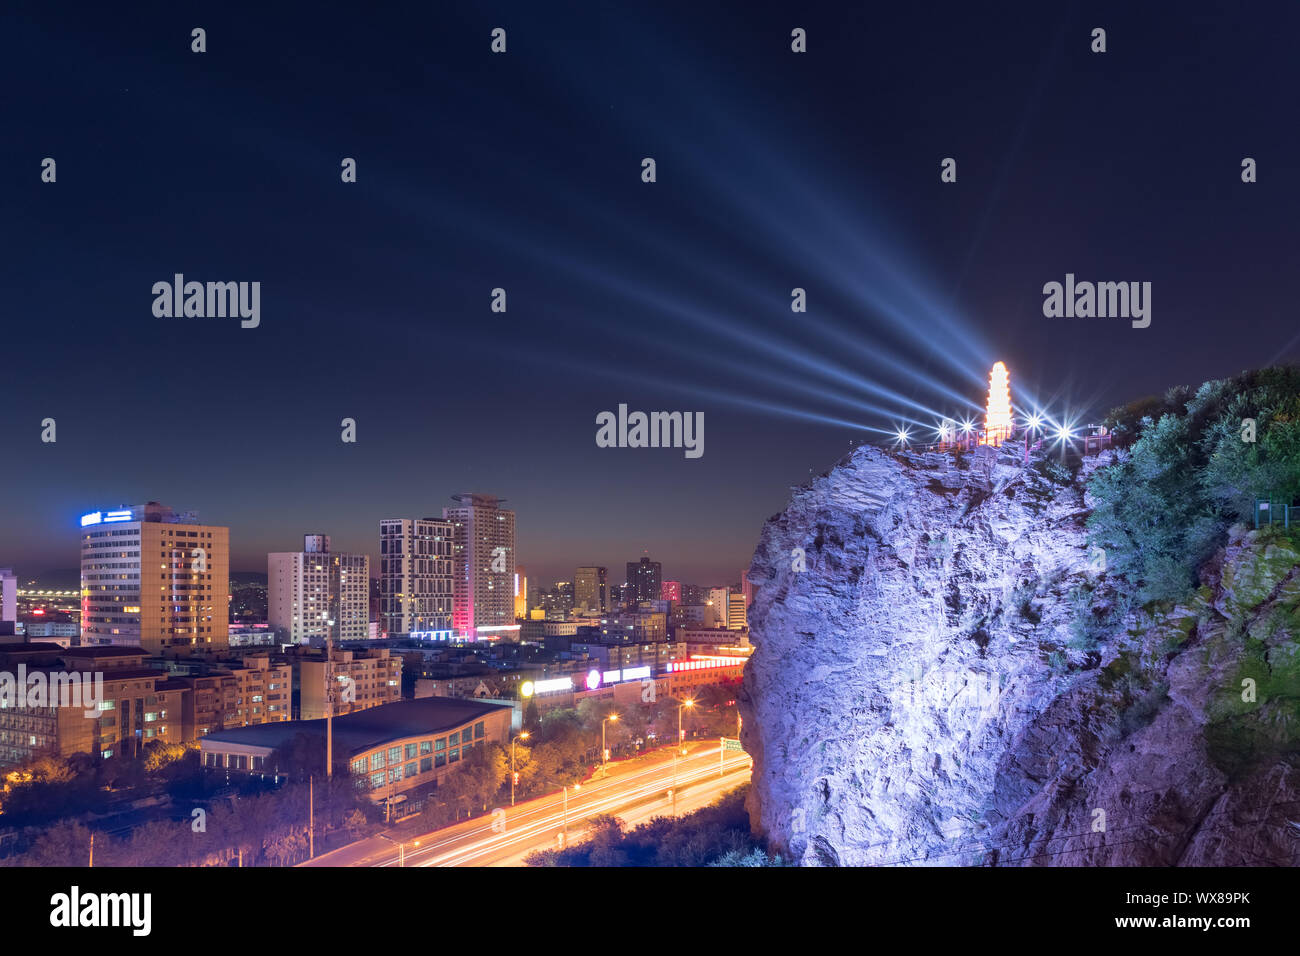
[444,494,516,639]
[268,534,369,644]
[681,584,709,605]
[539,582,574,615]
[514,566,528,619]
[379,518,454,639]
[727,592,748,630]
[708,587,730,627]
[741,570,753,607]
[626,557,662,606]
[0,568,16,628]
[575,566,608,613]
[661,579,682,603]
[79,502,229,655]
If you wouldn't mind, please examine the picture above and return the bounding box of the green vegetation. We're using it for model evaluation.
[1084,369,1300,777]
[1088,367,1300,604]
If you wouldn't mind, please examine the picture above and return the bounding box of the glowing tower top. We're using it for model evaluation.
[984,361,1012,446]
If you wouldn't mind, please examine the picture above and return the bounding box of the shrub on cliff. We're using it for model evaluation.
[1088,366,1300,605]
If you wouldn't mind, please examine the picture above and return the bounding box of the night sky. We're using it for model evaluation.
[3,1,1297,584]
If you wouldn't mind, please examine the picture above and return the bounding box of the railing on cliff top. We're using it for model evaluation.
[909,425,1114,458]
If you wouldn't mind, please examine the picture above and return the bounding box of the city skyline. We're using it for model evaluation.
[6,4,1298,591]
[12,498,747,591]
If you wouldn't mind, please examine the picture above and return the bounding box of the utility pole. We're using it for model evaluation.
[309,775,315,860]
[325,638,334,779]
[88,832,93,868]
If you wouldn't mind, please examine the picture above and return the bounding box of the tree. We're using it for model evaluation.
[1088,367,1300,606]
[13,821,94,867]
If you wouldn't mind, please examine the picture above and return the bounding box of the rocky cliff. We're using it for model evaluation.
[740,441,1300,865]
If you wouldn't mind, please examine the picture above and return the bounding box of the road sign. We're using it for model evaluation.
[721,737,744,753]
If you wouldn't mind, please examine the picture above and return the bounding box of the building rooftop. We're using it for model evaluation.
[60,646,150,658]
[200,697,512,755]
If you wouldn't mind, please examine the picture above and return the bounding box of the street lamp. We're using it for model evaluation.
[398,838,420,868]
[673,698,695,816]
[601,713,619,778]
[510,731,530,807]
[561,781,581,846]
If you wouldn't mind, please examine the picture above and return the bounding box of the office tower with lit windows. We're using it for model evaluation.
[626,556,662,606]
[661,579,682,603]
[79,501,229,654]
[443,494,516,639]
[575,566,608,614]
[728,592,748,630]
[268,534,369,645]
[379,518,454,639]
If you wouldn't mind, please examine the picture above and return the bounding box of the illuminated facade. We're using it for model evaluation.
[514,566,528,619]
[727,593,748,630]
[198,697,512,802]
[79,502,229,654]
[443,494,515,638]
[268,534,369,644]
[379,518,453,638]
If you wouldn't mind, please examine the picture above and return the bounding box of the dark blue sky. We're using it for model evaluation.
[3,1,1297,584]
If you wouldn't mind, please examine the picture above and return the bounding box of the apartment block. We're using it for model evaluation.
[297,646,401,720]
[379,518,453,639]
[268,533,369,644]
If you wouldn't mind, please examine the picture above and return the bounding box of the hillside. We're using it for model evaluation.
[740,369,1300,865]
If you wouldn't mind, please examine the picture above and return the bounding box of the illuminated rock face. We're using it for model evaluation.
[741,444,1300,866]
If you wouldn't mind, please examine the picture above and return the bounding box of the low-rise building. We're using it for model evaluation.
[0,647,186,769]
[178,654,293,739]
[198,697,512,802]
[297,646,401,720]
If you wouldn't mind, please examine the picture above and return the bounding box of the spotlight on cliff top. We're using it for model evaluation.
[981,361,1013,446]
[894,427,910,446]
[1025,412,1042,431]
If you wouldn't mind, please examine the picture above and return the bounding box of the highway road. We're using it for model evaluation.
[304,741,751,867]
